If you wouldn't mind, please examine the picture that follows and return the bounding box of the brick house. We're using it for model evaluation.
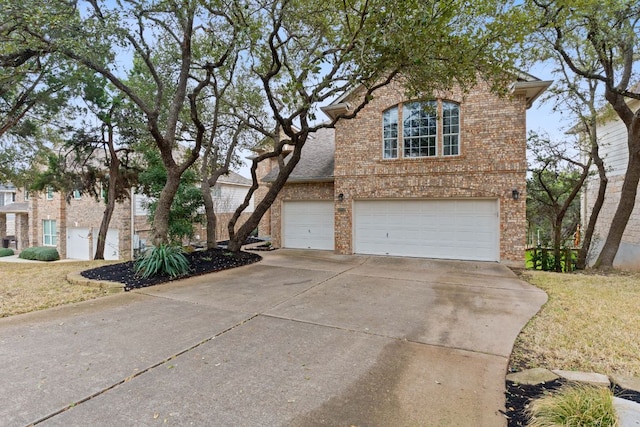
[0,184,18,247]
[1,171,254,260]
[258,74,550,266]
[581,94,640,270]
[1,186,132,260]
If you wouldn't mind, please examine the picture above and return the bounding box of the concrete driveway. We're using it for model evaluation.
[0,250,546,426]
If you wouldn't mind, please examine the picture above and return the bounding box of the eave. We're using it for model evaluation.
[511,80,553,109]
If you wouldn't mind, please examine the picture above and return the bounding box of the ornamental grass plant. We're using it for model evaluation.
[527,383,618,427]
[134,244,190,279]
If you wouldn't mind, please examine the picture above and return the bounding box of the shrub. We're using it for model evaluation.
[135,244,190,279]
[19,247,39,260]
[0,248,14,257]
[527,384,617,427]
[18,247,60,261]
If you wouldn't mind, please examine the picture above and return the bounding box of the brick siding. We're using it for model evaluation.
[258,78,528,265]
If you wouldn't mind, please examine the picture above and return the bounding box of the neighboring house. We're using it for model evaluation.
[135,171,255,246]
[0,170,253,260]
[581,94,640,270]
[3,186,132,260]
[0,184,17,247]
[258,74,551,266]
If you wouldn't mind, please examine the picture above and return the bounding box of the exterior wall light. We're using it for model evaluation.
[512,189,520,200]
[337,193,344,202]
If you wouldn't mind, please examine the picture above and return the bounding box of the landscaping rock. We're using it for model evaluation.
[506,368,559,385]
[612,375,640,394]
[552,370,610,387]
[614,397,640,427]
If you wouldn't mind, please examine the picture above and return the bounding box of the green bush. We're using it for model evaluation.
[527,384,617,427]
[135,244,190,279]
[18,247,60,261]
[0,248,14,257]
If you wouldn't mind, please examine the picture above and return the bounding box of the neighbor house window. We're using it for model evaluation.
[43,220,57,246]
[73,189,81,200]
[382,100,460,159]
[24,188,30,201]
[46,186,54,200]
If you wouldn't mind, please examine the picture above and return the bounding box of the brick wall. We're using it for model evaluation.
[332,79,527,263]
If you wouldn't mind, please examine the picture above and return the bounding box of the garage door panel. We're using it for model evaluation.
[354,200,499,261]
[283,201,334,250]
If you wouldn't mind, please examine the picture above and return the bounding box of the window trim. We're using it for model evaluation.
[43,219,57,247]
[382,99,461,160]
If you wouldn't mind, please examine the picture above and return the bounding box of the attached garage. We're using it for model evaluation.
[67,228,120,260]
[282,201,334,250]
[353,199,499,261]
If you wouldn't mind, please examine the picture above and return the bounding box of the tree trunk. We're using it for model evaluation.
[94,123,120,260]
[576,148,607,270]
[594,130,640,268]
[151,169,182,246]
[227,138,305,253]
[201,179,217,249]
[94,188,116,260]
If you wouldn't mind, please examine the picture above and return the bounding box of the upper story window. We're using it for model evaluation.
[24,187,30,201]
[382,100,460,159]
[73,189,81,200]
[46,186,54,200]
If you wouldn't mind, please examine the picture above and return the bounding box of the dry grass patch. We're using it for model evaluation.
[511,270,640,377]
[0,261,115,318]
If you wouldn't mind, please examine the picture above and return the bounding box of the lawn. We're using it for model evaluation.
[0,261,115,318]
[510,269,640,377]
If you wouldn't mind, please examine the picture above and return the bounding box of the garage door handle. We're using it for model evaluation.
[386,233,388,238]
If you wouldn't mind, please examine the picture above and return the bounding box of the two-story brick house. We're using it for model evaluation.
[259,74,550,266]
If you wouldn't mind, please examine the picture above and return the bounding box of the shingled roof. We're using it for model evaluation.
[262,127,335,183]
[218,170,252,186]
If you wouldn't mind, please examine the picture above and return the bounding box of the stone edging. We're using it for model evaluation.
[507,368,640,425]
[66,272,125,294]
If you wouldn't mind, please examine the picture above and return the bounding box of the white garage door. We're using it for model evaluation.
[354,199,499,261]
[283,201,334,250]
[67,228,120,260]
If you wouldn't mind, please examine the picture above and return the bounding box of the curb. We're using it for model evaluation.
[66,272,125,293]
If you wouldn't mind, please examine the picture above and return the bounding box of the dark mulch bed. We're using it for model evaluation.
[505,378,640,426]
[81,248,262,291]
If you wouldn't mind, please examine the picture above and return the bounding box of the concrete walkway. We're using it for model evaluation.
[0,250,547,426]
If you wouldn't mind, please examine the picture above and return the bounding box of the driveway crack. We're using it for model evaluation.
[27,314,260,426]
